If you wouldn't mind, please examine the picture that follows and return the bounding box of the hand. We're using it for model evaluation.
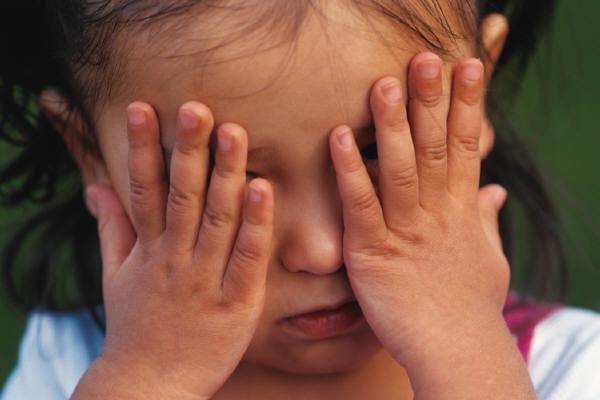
[329,52,535,398]
[78,102,274,399]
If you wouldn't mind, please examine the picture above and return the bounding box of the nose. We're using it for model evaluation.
[279,192,345,275]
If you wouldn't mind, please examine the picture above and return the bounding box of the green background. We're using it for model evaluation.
[1,0,599,388]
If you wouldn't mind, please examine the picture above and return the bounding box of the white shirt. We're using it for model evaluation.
[2,305,600,399]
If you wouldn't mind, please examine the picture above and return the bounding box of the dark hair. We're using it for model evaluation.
[0,0,565,333]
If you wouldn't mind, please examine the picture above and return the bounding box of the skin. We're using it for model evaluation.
[40,4,535,399]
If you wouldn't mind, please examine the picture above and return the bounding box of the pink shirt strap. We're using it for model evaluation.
[503,291,562,363]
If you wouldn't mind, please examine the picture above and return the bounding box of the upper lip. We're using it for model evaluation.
[282,297,357,320]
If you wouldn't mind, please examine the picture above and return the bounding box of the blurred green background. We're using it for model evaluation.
[1,0,599,388]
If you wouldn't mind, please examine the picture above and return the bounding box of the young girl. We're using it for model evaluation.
[1,0,599,399]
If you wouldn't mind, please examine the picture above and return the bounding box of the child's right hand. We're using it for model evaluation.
[73,102,274,400]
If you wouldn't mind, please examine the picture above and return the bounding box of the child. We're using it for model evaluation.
[1,0,599,399]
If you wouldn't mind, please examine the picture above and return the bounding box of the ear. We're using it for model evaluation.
[480,13,509,79]
[478,13,509,159]
[39,87,111,188]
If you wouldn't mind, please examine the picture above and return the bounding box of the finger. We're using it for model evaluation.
[408,52,449,209]
[165,102,214,252]
[127,102,168,245]
[447,59,485,204]
[477,184,507,253]
[195,123,247,274]
[222,178,274,305]
[479,117,495,159]
[330,125,388,246]
[369,76,420,228]
[85,184,136,285]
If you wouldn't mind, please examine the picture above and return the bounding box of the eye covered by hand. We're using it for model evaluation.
[328,50,532,399]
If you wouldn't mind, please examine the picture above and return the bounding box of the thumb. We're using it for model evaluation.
[85,184,136,284]
[477,184,508,253]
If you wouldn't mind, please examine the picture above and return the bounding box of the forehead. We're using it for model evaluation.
[103,2,464,152]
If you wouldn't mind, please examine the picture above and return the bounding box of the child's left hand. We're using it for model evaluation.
[330,52,534,398]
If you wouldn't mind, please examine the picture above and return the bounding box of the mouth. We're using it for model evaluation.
[280,300,365,340]
[283,297,358,319]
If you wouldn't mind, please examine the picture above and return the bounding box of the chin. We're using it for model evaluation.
[243,323,382,375]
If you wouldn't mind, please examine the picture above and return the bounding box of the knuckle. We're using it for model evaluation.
[457,84,483,106]
[127,127,147,149]
[459,92,481,107]
[384,113,408,134]
[350,190,379,215]
[345,157,368,176]
[451,134,480,157]
[232,241,263,266]
[391,228,424,246]
[419,92,444,108]
[129,175,151,201]
[349,241,399,267]
[388,165,418,190]
[202,204,235,231]
[175,142,198,158]
[214,162,240,180]
[419,140,447,163]
[174,135,202,157]
[168,185,197,213]
[244,199,272,227]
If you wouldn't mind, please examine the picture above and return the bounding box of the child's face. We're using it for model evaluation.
[65,4,501,374]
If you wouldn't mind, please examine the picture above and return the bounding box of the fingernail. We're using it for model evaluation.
[248,186,262,204]
[127,105,146,127]
[380,77,402,103]
[417,60,440,80]
[462,60,483,83]
[218,129,233,152]
[179,108,198,130]
[335,127,354,150]
[85,187,98,217]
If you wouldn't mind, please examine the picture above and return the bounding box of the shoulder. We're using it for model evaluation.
[529,306,600,400]
[1,307,105,400]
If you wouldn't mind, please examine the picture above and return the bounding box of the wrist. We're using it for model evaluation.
[398,315,536,400]
[71,356,213,400]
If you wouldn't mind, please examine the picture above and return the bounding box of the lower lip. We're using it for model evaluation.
[282,301,365,340]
